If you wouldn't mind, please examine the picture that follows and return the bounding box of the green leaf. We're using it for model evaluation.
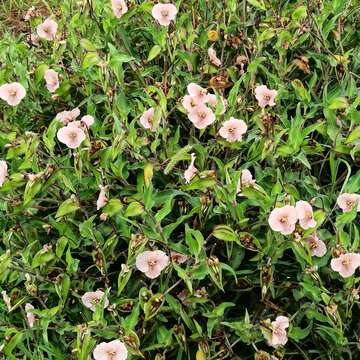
[148,45,162,61]
[328,97,348,110]
[124,202,144,217]
[55,198,80,218]
[212,225,239,243]
[247,0,266,11]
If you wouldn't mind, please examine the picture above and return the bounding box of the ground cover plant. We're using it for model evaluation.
[1,0,360,359]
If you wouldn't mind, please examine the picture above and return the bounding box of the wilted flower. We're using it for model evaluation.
[81,290,109,312]
[184,153,197,183]
[57,122,86,149]
[1,291,11,311]
[25,303,36,328]
[306,233,326,257]
[81,115,94,127]
[170,252,188,264]
[0,161,8,187]
[187,83,208,104]
[24,6,35,21]
[255,85,278,108]
[139,108,156,130]
[44,69,59,93]
[207,30,218,42]
[112,0,128,18]
[268,205,298,235]
[337,193,360,213]
[219,117,247,142]
[295,200,316,229]
[36,18,58,41]
[97,185,108,210]
[188,105,215,129]
[237,169,255,194]
[331,252,360,278]
[0,82,26,106]
[208,48,221,67]
[56,108,80,124]
[152,3,177,26]
[269,316,289,347]
[93,340,128,360]
[136,250,169,279]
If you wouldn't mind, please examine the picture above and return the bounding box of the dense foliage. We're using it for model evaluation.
[1,0,360,359]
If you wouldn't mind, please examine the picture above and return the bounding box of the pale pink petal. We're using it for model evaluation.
[97,185,108,210]
[25,303,36,328]
[135,251,151,273]
[0,160,8,187]
[81,115,94,127]
[81,290,109,312]
[136,250,169,279]
[57,125,86,149]
[182,95,201,112]
[140,108,156,130]
[184,153,197,183]
[93,340,128,360]
[337,193,360,213]
[187,83,208,104]
[218,117,247,142]
[268,206,297,235]
[208,48,221,67]
[37,18,58,41]
[187,105,215,129]
[0,82,26,106]
[255,85,278,108]
[112,0,128,18]
[44,69,59,93]
[152,4,177,26]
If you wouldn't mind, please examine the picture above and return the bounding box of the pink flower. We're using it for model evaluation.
[188,105,215,129]
[295,200,316,229]
[206,94,227,115]
[44,69,59,93]
[0,82,26,106]
[184,153,197,183]
[93,340,128,360]
[208,48,221,67]
[268,205,298,235]
[0,160,8,187]
[270,316,289,347]
[97,185,108,210]
[139,108,156,130]
[306,233,326,257]
[36,18,58,41]
[219,117,247,142]
[237,169,255,194]
[331,253,360,278]
[136,250,169,279]
[57,123,86,149]
[25,303,36,328]
[254,85,278,108]
[81,290,109,312]
[187,83,208,104]
[112,0,128,18]
[81,115,95,127]
[1,291,11,311]
[337,193,360,213]
[151,3,177,26]
[56,108,80,124]
[182,95,202,113]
